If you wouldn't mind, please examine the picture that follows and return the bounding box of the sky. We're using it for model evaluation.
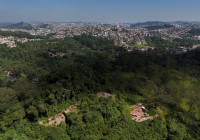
[0,0,200,23]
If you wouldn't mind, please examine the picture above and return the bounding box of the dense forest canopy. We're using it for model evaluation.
[0,35,200,139]
[0,30,45,39]
[145,36,200,48]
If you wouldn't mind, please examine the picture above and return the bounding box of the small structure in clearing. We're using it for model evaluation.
[5,71,19,82]
[97,92,114,98]
[130,103,158,122]
[39,104,77,126]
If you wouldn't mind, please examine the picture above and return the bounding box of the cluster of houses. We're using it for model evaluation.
[0,35,16,48]
[0,35,42,48]
[1,23,200,53]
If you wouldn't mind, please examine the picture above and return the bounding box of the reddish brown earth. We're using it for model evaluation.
[130,103,158,122]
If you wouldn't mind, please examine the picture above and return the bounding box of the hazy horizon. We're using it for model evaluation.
[1,0,200,23]
[1,20,200,25]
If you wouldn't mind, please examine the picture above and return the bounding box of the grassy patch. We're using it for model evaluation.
[131,43,150,48]
[46,41,58,44]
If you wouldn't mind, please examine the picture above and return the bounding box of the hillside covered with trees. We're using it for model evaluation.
[0,35,200,140]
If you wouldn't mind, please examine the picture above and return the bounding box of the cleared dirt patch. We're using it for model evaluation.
[130,103,158,122]
[39,104,77,126]
[97,92,114,98]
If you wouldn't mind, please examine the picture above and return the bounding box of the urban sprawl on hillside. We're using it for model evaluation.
[1,22,200,52]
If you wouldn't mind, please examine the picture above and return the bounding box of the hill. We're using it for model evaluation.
[147,24,174,30]
[2,22,33,30]
[130,21,199,28]
[39,23,49,28]
[130,21,168,27]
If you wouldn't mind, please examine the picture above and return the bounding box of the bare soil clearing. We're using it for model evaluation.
[130,103,158,122]
[97,92,114,98]
[39,92,114,126]
[39,104,77,126]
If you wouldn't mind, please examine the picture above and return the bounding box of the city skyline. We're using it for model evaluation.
[0,0,200,23]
